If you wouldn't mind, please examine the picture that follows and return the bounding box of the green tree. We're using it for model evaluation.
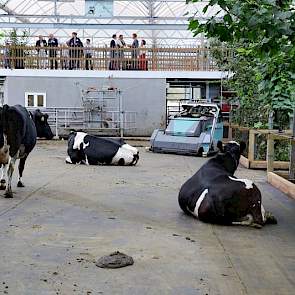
[9,28,29,45]
[8,29,29,69]
[189,0,295,128]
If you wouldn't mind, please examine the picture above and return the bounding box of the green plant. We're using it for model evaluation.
[9,28,29,45]
[189,0,295,128]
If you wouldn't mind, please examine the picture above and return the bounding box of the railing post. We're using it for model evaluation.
[267,133,274,173]
[248,129,255,163]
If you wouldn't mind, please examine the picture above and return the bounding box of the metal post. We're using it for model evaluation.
[205,81,210,102]
[55,108,58,138]
[220,77,223,108]
[289,108,295,180]
[119,90,124,138]
[268,110,274,129]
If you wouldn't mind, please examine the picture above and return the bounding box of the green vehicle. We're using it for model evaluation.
[150,102,223,157]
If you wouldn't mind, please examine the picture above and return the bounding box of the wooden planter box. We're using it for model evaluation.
[239,155,289,170]
[267,172,295,200]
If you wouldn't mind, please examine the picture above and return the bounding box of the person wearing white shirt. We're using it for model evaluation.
[84,39,93,70]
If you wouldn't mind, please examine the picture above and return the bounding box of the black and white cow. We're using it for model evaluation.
[178,141,277,228]
[30,109,54,139]
[66,131,139,166]
[0,104,37,198]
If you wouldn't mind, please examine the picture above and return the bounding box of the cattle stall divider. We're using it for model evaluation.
[27,107,136,138]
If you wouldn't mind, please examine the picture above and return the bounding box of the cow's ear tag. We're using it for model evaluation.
[240,141,246,154]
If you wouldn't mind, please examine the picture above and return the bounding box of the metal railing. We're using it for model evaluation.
[0,45,228,71]
[28,107,137,137]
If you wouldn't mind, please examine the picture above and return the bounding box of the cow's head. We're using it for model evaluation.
[217,141,246,174]
[0,106,10,164]
[32,109,54,139]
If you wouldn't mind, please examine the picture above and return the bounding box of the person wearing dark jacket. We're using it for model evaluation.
[67,32,83,70]
[48,34,58,69]
[36,35,47,69]
[36,35,47,50]
[109,34,117,70]
[131,33,139,70]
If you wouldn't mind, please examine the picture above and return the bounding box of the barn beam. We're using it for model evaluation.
[0,22,188,30]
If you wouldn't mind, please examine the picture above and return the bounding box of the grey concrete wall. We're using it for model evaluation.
[4,77,166,136]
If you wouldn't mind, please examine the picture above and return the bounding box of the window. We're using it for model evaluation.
[25,92,46,108]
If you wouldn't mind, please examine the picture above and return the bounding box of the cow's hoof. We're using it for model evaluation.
[0,179,6,190]
[17,181,25,188]
[4,191,13,198]
[65,156,72,164]
[251,223,263,229]
[265,212,277,224]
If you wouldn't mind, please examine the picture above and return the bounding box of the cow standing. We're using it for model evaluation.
[66,132,139,166]
[0,105,37,198]
[178,141,277,228]
[30,109,54,139]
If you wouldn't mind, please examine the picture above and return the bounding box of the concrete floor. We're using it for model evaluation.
[0,140,294,295]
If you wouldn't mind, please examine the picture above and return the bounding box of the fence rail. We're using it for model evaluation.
[0,45,227,71]
[27,107,137,137]
[224,124,293,172]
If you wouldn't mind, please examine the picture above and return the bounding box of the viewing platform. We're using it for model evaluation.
[0,45,229,72]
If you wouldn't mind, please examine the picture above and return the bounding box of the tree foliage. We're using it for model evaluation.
[9,29,29,45]
[189,0,295,128]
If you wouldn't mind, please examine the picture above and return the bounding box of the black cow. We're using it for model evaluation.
[30,109,54,139]
[0,104,37,198]
[66,132,139,166]
[178,141,277,228]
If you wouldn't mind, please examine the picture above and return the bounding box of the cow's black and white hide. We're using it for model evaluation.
[178,141,277,228]
[66,132,139,166]
[0,104,37,198]
[30,109,54,139]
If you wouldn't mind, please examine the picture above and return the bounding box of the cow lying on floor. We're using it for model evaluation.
[178,141,277,228]
[0,104,37,198]
[66,132,139,166]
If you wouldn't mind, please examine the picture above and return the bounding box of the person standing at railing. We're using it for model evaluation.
[67,32,83,70]
[139,39,148,71]
[84,39,93,70]
[117,34,126,70]
[36,35,47,69]
[4,40,11,69]
[130,33,139,70]
[109,34,118,70]
[48,34,58,70]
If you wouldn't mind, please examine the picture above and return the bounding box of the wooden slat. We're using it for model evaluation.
[250,160,289,170]
[239,155,250,169]
[267,134,275,172]
[267,172,295,200]
[248,129,255,163]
